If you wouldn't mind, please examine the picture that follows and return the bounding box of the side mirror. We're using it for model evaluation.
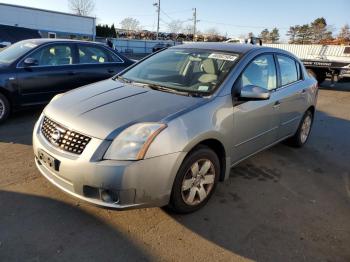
[239,85,270,100]
[23,58,38,67]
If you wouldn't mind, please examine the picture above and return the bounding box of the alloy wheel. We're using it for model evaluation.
[300,115,312,144]
[181,159,216,206]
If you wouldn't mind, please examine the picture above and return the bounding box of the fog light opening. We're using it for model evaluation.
[101,189,119,203]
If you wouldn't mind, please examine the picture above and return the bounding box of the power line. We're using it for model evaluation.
[200,19,288,30]
[160,9,175,21]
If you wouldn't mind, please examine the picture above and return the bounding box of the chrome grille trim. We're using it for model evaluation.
[41,116,91,155]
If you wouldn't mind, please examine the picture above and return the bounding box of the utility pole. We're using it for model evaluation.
[153,0,161,40]
[193,8,197,41]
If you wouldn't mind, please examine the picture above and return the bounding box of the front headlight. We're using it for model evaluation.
[104,123,167,160]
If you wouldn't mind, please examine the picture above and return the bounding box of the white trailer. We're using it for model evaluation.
[264,44,350,83]
[226,37,350,83]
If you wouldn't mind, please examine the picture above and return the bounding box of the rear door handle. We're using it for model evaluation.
[67,71,77,76]
[108,69,115,74]
[300,89,306,94]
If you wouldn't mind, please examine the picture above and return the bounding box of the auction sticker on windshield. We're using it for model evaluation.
[208,53,238,61]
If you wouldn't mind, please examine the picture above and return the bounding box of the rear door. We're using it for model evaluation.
[74,43,127,86]
[16,43,78,105]
[232,54,280,162]
[275,55,306,139]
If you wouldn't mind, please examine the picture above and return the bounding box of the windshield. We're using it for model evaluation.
[121,48,239,95]
[0,41,38,64]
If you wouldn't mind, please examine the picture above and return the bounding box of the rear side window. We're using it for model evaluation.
[78,45,118,64]
[277,55,298,86]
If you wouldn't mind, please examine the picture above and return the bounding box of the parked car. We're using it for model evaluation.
[33,43,318,213]
[152,42,172,52]
[0,39,134,123]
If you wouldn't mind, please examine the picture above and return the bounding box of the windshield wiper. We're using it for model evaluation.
[142,83,204,97]
[131,82,207,97]
[114,75,132,83]
[115,77,207,97]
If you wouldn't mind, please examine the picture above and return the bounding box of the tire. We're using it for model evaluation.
[169,146,220,214]
[287,110,314,148]
[0,93,10,124]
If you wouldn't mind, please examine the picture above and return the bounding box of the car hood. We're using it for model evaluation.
[44,79,205,139]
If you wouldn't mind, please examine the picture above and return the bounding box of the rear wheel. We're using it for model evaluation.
[169,146,220,213]
[287,110,313,147]
[0,93,10,124]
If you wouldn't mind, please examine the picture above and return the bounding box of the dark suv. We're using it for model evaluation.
[0,39,134,123]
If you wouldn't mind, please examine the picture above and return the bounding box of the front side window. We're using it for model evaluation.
[121,48,239,95]
[277,55,298,86]
[78,45,112,64]
[241,54,277,91]
[29,45,73,66]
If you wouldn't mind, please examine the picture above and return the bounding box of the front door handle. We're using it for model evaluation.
[273,100,281,108]
[67,71,77,76]
[108,69,115,74]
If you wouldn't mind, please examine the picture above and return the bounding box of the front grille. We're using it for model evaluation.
[41,116,91,155]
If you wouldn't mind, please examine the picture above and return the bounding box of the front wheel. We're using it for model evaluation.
[169,146,220,214]
[0,93,10,124]
[287,110,314,147]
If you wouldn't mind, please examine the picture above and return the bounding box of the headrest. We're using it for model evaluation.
[201,59,217,74]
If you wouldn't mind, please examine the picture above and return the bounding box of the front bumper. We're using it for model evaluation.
[33,117,186,210]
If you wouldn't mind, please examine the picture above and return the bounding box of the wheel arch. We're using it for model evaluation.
[0,87,12,105]
[307,105,315,116]
[186,138,227,182]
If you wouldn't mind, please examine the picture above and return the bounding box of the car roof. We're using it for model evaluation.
[170,42,301,61]
[172,42,262,54]
[20,38,104,46]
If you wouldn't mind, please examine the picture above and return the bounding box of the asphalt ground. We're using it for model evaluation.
[0,80,349,262]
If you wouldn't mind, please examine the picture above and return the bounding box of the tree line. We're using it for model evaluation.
[67,1,350,45]
[96,17,350,45]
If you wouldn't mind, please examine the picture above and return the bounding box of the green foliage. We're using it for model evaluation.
[96,24,116,38]
[287,17,333,44]
[259,28,279,43]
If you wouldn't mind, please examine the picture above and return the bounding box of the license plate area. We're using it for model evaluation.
[38,149,60,172]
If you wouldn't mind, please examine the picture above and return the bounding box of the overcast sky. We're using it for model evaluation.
[1,0,349,40]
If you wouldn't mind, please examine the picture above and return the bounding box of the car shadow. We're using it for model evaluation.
[319,79,350,92]
[0,190,151,261]
[0,107,42,145]
[168,110,350,262]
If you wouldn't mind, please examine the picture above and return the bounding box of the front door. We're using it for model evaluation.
[16,43,77,105]
[231,54,280,163]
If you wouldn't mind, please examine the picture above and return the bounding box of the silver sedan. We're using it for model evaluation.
[33,43,318,213]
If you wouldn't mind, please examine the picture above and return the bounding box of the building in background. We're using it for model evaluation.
[0,3,96,44]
